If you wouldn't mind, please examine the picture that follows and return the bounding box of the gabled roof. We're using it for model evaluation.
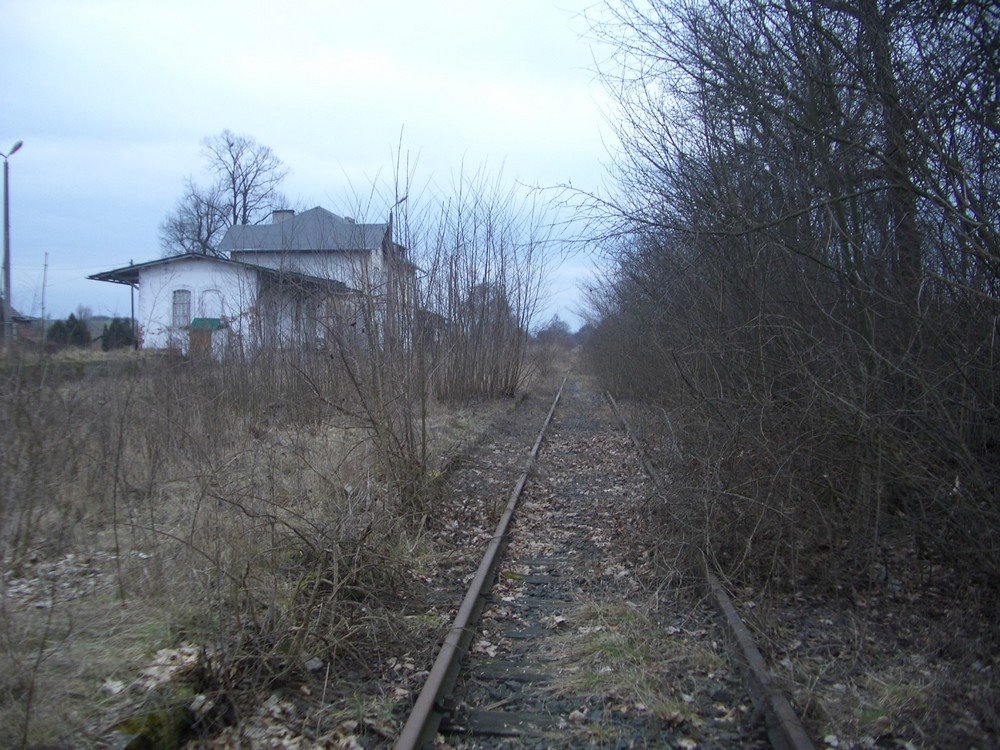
[217,206,389,254]
[1,306,35,323]
[88,253,350,293]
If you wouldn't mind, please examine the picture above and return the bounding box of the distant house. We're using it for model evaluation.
[0,307,40,344]
[90,207,414,356]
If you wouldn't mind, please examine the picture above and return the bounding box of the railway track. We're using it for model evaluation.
[395,375,812,749]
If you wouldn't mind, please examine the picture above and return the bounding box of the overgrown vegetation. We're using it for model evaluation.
[0,353,385,745]
[584,0,999,592]
[0,163,553,746]
[403,167,549,403]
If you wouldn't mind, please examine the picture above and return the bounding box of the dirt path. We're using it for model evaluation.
[437,375,768,749]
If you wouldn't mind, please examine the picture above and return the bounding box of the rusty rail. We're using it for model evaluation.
[704,568,816,750]
[605,391,815,750]
[395,375,568,750]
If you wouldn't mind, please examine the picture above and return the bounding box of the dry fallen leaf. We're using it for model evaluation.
[99,679,125,696]
[472,639,499,657]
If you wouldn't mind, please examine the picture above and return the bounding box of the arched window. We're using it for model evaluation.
[172,289,192,328]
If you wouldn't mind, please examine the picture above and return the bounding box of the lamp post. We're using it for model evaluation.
[2,140,23,352]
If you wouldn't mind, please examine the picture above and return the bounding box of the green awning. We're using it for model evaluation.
[190,317,225,331]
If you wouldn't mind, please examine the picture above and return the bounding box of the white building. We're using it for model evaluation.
[91,207,412,356]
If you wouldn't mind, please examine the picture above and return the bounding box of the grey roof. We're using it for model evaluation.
[90,253,226,286]
[217,207,389,254]
[89,253,351,293]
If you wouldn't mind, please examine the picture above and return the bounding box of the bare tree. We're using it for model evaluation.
[203,129,289,228]
[160,177,227,255]
[160,130,289,257]
[585,0,1000,586]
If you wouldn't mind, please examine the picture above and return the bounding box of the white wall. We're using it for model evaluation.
[136,259,258,353]
[230,250,385,289]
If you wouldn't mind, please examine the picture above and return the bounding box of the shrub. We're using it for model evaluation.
[46,319,68,347]
[102,317,135,351]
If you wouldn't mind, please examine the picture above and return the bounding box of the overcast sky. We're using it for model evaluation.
[1,0,618,327]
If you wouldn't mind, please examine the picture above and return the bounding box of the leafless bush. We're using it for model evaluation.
[0,350,407,745]
[585,0,1000,591]
[414,167,550,402]
[530,315,575,382]
[298,165,550,521]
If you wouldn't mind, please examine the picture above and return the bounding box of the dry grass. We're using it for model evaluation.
[550,598,726,722]
[0,346,512,748]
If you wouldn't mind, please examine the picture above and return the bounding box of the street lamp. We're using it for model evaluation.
[2,140,23,352]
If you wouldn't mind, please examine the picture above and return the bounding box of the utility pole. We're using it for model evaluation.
[130,259,138,350]
[41,252,48,333]
[2,140,24,354]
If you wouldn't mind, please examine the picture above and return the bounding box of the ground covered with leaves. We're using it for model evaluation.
[619,401,999,750]
[179,370,768,749]
[18,361,986,749]
[428,376,768,749]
